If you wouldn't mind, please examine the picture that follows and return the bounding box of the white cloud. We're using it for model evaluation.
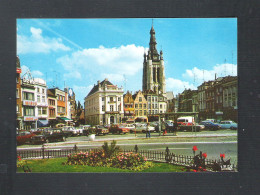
[31,70,43,77]
[64,71,82,79]
[57,44,147,80]
[17,27,71,54]
[166,78,196,95]
[101,73,124,83]
[21,65,44,79]
[182,63,237,84]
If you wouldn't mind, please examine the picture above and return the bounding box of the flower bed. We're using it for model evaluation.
[64,150,152,171]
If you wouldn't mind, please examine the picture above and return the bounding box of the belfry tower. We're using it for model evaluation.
[142,24,166,95]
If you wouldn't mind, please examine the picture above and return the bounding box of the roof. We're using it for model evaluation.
[87,79,114,97]
[47,89,56,97]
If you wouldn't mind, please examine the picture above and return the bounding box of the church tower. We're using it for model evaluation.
[142,24,166,96]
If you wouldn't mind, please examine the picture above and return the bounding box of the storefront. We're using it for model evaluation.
[23,116,38,130]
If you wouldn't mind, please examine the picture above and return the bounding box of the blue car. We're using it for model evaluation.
[199,121,221,130]
[219,121,238,130]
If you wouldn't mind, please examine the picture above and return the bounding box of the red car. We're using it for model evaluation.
[109,124,129,134]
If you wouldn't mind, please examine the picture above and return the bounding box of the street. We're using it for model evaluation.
[18,129,237,164]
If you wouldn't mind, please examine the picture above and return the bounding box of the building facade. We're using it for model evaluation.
[222,76,238,122]
[123,91,135,122]
[16,56,23,130]
[132,90,148,120]
[47,89,57,127]
[84,79,124,125]
[35,78,48,127]
[21,72,37,130]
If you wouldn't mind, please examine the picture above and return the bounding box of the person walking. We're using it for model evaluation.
[146,122,151,138]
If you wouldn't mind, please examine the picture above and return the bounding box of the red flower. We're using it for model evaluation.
[193,170,197,172]
[192,146,198,151]
[203,169,207,171]
[198,166,202,169]
[202,153,207,158]
[220,153,225,158]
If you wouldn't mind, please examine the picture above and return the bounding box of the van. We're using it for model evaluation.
[177,116,194,126]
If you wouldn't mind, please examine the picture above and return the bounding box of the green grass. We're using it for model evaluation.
[17,158,188,173]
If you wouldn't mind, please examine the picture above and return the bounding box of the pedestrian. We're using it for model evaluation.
[162,121,167,136]
[146,122,151,138]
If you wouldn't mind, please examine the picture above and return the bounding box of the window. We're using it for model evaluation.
[37,95,40,102]
[155,97,158,102]
[148,97,151,101]
[42,107,47,115]
[139,111,142,116]
[23,92,34,101]
[155,104,158,109]
[139,97,142,102]
[144,104,146,108]
[16,105,19,113]
[144,110,147,115]
[24,106,34,116]
[135,104,138,108]
[135,111,138,116]
[148,103,151,109]
[139,104,142,108]
[37,88,40,93]
[118,105,121,111]
[160,104,162,109]
[102,97,105,101]
[42,96,45,103]
[38,107,42,115]
[102,105,105,111]
[16,89,19,98]
[42,88,45,93]
[110,105,114,111]
[63,96,65,101]
[118,97,121,101]
[152,97,154,101]
[110,97,113,102]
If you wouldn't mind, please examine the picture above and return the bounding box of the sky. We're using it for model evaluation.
[17,18,237,104]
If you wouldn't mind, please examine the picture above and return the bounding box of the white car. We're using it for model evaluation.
[135,123,155,133]
[123,124,136,133]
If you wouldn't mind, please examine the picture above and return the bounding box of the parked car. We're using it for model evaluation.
[199,121,221,130]
[94,125,109,135]
[135,123,155,133]
[16,131,36,145]
[123,124,136,133]
[62,126,79,136]
[109,124,129,134]
[42,128,66,143]
[219,121,238,130]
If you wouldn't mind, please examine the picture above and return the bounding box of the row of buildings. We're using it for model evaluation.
[177,75,238,122]
[84,25,173,125]
[84,24,238,125]
[16,56,84,130]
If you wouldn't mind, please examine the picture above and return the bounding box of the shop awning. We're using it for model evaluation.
[37,120,49,127]
[59,117,73,122]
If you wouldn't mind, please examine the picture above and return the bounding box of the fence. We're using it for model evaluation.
[17,145,237,171]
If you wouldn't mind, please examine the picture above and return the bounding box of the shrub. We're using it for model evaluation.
[102,140,121,158]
